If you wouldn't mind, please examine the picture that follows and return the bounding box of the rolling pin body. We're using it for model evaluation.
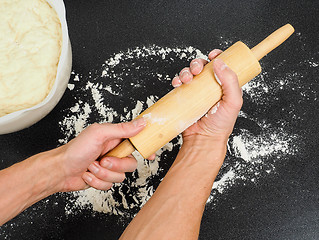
[107,24,294,159]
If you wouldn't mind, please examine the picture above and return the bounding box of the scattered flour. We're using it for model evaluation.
[1,28,317,240]
[58,43,304,217]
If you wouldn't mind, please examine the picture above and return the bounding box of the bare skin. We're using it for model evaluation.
[0,49,242,240]
[0,119,148,225]
[120,49,242,240]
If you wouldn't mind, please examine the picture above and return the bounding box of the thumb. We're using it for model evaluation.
[213,59,243,112]
[101,117,147,140]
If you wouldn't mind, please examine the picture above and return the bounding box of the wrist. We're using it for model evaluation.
[182,133,228,151]
[31,148,66,195]
[0,148,66,225]
[179,134,228,167]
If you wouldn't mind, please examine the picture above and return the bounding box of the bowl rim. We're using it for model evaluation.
[0,0,70,122]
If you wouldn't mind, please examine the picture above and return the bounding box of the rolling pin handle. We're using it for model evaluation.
[251,24,295,60]
[106,139,136,158]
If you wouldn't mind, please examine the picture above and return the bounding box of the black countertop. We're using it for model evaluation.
[1,0,319,239]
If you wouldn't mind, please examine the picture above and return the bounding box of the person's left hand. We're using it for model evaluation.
[172,49,242,143]
[55,119,147,192]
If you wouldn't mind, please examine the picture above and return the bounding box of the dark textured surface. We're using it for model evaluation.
[1,1,319,239]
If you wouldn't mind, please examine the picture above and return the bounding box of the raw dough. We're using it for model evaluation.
[0,0,62,117]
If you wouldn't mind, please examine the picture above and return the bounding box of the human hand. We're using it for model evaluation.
[172,49,243,143]
[56,119,147,192]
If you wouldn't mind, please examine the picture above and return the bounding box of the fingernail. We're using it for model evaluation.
[101,158,113,169]
[209,49,220,59]
[89,162,99,174]
[180,69,190,80]
[191,61,200,70]
[172,77,182,87]
[132,117,146,127]
[213,59,228,86]
[214,72,222,86]
[83,173,92,183]
[173,81,182,87]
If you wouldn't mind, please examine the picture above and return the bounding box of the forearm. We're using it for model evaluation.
[120,136,227,240]
[0,149,63,225]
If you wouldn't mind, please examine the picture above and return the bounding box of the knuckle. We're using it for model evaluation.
[88,123,100,132]
[225,70,238,83]
[230,71,239,81]
[117,122,129,135]
[101,170,109,179]
[222,72,239,88]
[231,97,243,110]
[86,123,104,140]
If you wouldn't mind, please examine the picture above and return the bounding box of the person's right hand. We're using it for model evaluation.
[172,49,243,144]
[51,119,147,192]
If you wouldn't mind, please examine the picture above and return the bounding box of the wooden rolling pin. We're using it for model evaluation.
[107,24,295,159]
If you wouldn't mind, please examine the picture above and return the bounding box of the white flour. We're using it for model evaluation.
[58,43,306,217]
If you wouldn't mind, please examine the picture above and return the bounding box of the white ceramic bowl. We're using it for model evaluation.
[0,0,72,134]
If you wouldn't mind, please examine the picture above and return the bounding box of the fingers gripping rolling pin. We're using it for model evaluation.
[107,24,295,159]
